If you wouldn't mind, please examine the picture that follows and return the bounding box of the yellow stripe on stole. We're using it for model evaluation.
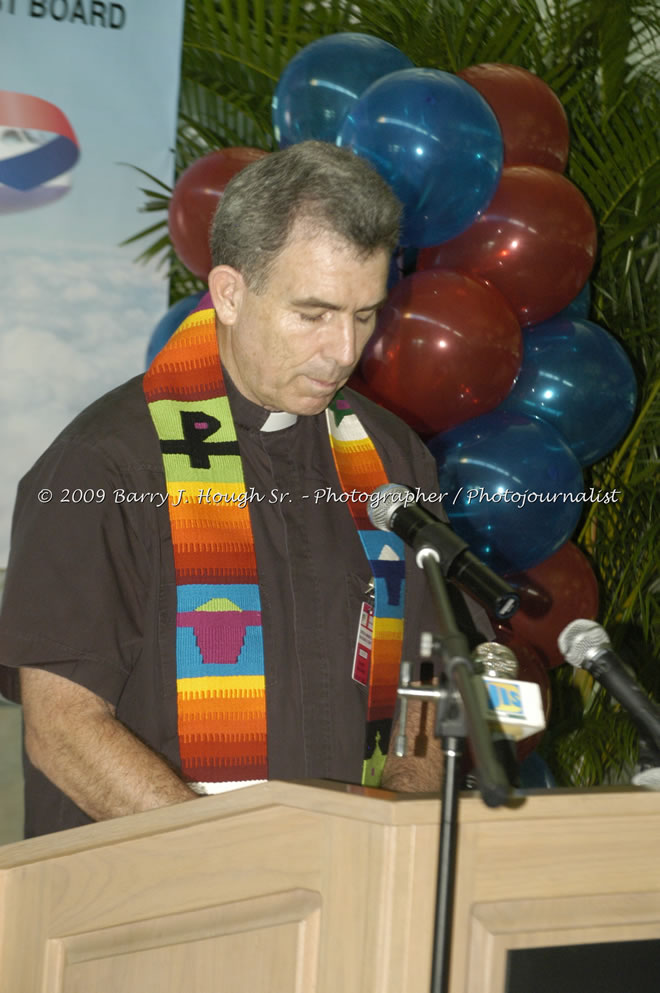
[178,676,265,697]
[166,482,256,525]
[328,435,381,458]
[372,617,404,639]
[166,481,252,502]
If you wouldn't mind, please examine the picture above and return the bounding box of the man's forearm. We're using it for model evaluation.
[21,668,196,821]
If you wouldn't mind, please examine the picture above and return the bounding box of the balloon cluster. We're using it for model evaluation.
[274,34,504,247]
[269,33,639,708]
[148,33,639,711]
[270,33,635,535]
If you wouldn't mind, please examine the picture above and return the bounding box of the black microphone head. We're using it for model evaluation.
[367,482,413,531]
[558,618,611,669]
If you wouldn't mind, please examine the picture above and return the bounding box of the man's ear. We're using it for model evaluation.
[208,265,245,327]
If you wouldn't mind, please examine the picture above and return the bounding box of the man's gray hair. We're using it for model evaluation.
[209,141,402,290]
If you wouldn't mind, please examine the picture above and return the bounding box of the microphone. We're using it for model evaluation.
[558,619,660,751]
[460,642,545,790]
[472,642,546,743]
[472,641,519,678]
[368,482,520,620]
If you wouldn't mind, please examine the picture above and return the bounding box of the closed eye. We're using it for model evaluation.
[298,309,377,325]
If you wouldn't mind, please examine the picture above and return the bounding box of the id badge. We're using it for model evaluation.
[352,600,374,686]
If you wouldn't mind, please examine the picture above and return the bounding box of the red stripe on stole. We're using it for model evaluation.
[179,744,268,768]
[368,687,401,718]
[332,452,387,524]
[174,557,258,584]
[334,455,384,492]
[170,503,253,533]
[171,503,257,579]
[367,637,401,720]
[144,315,225,402]
[180,756,268,782]
[144,375,225,404]
[178,689,268,778]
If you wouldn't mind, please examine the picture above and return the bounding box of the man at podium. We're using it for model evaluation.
[0,142,490,837]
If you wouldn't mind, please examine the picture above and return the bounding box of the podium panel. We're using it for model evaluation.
[467,893,660,993]
[1,781,659,993]
[44,890,320,993]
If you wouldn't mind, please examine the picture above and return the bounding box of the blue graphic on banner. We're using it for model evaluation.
[0,134,78,191]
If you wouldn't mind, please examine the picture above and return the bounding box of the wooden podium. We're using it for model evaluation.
[1,781,659,992]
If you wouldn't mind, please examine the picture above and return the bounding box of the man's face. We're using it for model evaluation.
[210,222,390,415]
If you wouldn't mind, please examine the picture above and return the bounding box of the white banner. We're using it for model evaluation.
[0,0,185,562]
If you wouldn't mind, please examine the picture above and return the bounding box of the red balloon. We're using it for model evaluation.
[345,367,383,405]
[417,166,597,326]
[360,269,521,435]
[494,626,551,760]
[458,63,569,172]
[168,147,268,278]
[499,541,599,669]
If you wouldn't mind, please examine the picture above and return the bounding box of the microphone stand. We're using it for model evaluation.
[395,547,511,993]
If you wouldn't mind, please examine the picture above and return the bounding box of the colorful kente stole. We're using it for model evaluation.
[144,305,406,786]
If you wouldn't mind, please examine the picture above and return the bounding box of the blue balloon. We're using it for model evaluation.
[554,281,591,320]
[519,752,556,789]
[272,33,414,147]
[338,68,503,246]
[387,251,402,291]
[428,411,584,574]
[145,291,205,367]
[501,318,637,466]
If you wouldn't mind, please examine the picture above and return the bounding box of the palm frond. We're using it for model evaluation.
[568,93,660,232]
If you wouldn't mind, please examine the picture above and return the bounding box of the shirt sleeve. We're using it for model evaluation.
[0,436,152,706]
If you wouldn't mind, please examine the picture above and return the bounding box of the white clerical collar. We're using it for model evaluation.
[260,410,298,432]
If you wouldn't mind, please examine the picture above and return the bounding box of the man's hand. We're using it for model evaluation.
[21,668,197,821]
[381,694,445,793]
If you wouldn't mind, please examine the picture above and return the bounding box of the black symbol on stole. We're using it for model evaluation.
[160,411,240,470]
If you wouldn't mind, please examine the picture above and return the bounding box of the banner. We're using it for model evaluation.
[0,0,185,563]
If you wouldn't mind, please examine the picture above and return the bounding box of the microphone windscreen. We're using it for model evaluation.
[472,641,519,678]
[367,482,412,531]
[558,618,610,668]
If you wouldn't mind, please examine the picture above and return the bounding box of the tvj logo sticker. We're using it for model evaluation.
[0,91,80,213]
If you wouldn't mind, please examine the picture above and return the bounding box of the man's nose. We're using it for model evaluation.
[323,314,357,367]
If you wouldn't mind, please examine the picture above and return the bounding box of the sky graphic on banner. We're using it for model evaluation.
[0,2,185,562]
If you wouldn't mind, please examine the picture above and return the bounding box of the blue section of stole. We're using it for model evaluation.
[176,583,265,678]
[358,531,406,616]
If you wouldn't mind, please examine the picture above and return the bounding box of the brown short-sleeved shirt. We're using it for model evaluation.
[0,374,490,836]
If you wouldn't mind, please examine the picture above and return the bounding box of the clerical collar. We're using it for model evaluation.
[222,363,298,432]
[261,410,298,432]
